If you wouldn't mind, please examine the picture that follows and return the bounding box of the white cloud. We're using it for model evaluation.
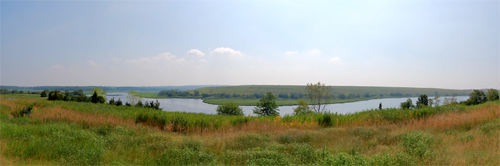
[51,65,63,69]
[112,58,122,61]
[211,47,243,58]
[329,57,342,63]
[285,51,298,55]
[126,52,186,64]
[186,49,205,57]
[88,60,99,66]
[309,49,322,55]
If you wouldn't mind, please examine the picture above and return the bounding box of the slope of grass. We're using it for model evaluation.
[190,85,471,96]
[1,94,498,165]
[202,97,379,106]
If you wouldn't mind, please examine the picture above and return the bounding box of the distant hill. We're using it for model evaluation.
[190,85,472,97]
[0,85,225,92]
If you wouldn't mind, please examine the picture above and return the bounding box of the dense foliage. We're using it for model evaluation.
[400,99,414,110]
[216,102,244,116]
[293,99,312,115]
[253,92,279,116]
[415,94,429,108]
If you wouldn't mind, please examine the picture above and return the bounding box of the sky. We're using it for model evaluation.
[1,0,499,89]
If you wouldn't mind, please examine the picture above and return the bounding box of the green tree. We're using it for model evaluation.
[466,89,487,105]
[48,90,64,101]
[216,102,244,116]
[428,99,434,107]
[91,91,99,103]
[416,94,429,108]
[293,99,312,115]
[96,96,106,103]
[115,98,123,106]
[109,97,116,105]
[253,92,279,116]
[433,96,441,107]
[194,90,200,96]
[305,82,332,113]
[400,98,414,110]
[135,100,144,107]
[487,89,499,101]
[40,90,47,97]
[91,88,107,100]
[127,90,143,105]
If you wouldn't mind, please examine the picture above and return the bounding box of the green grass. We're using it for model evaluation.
[1,94,498,165]
[189,85,471,96]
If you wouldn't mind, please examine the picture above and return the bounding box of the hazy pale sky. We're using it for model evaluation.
[1,0,498,89]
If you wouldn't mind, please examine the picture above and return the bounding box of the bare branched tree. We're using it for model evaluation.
[305,82,332,113]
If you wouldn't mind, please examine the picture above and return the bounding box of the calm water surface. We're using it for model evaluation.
[105,93,469,116]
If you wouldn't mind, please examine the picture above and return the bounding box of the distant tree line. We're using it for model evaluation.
[158,89,414,100]
[0,85,211,92]
[0,89,41,95]
[43,88,162,110]
[400,89,499,109]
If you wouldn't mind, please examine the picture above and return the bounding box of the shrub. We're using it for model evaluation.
[466,90,487,105]
[115,99,123,106]
[109,97,115,105]
[288,143,318,164]
[487,89,499,101]
[48,90,64,101]
[416,94,429,109]
[317,113,333,127]
[293,99,313,115]
[96,96,106,103]
[216,102,244,116]
[40,90,47,97]
[400,99,414,109]
[401,132,434,159]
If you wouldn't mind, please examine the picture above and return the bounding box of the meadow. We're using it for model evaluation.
[1,94,498,165]
[190,85,471,97]
[163,85,472,106]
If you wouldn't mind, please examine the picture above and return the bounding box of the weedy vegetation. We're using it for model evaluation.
[1,93,498,165]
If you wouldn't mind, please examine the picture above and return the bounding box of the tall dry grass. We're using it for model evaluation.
[32,107,135,127]
[405,103,499,131]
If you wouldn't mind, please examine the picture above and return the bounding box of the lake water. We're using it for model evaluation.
[104,93,470,116]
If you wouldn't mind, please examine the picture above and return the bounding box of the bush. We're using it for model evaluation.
[465,90,487,105]
[401,132,434,159]
[400,99,414,110]
[40,90,47,97]
[96,96,106,103]
[317,113,333,127]
[293,99,312,115]
[416,94,428,109]
[487,89,499,101]
[109,97,115,105]
[216,102,244,116]
[115,99,123,106]
[48,90,64,101]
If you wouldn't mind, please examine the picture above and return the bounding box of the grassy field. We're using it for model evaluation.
[202,97,378,106]
[189,85,471,96]
[1,94,498,165]
[159,85,472,106]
